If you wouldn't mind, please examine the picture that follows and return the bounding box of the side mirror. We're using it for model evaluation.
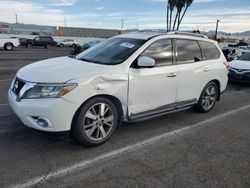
[137,56,156,68]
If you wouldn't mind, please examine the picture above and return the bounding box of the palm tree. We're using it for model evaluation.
[172,0,185,30]
[166,0,193,31]
[166,0,170,31]
[177,0,193,30]
[168,0,177,31]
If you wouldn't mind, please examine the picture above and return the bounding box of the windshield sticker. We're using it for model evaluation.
[120,42,135,49]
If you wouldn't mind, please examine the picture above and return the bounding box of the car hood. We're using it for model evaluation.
[17,56,111,83]
[229,60,250,70]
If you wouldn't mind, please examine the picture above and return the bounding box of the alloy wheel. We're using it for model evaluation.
[6,45,13,50]
[201,85,217,110]
[83,103,114,141]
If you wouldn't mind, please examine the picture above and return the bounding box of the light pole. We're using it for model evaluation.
[215,19,220,40]
[15,13,18,24]
[121,19,124,32]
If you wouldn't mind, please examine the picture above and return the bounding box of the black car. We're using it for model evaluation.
[23,36,56,48]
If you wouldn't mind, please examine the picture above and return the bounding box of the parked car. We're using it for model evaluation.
[71,40,101,55]
[23,36,56,48]
[82,40,100,50]
[8,32,228,146]
[222,47,240,61]
[57,39,76,47]
[18,38,30,46]
[0,38,20,50]
[228,52,250,83]
[239,46,250,55]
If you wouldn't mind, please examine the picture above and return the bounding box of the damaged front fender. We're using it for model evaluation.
[63,73,129,118]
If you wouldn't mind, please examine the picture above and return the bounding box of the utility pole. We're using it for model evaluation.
[136,22,139,31]
[64,16,66,28]
[15,13,18,24]
[215,19,220,40]
[120,19,124,32]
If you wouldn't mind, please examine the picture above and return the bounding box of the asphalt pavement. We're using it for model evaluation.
[0,47,249,188]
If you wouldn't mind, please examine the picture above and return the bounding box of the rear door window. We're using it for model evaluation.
[199,41,220,60]
[175,39,202,64]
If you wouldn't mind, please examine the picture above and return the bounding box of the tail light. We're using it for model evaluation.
[223,61,229,69]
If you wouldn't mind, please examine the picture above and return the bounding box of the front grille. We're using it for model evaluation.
[12,78,25,96]
[228,71,250,82]
[242,73,250,81]
[228,69,236,74]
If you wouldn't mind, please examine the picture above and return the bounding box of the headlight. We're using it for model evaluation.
[22,83,77,99]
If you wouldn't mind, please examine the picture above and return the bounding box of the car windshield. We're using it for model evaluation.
[76,37,146,65]
[239,53,250,61]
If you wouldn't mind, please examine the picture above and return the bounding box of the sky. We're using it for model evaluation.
[0,0,249,32]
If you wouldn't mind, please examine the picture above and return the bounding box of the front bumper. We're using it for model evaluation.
[8,90,79,132]
[228,70,250,83]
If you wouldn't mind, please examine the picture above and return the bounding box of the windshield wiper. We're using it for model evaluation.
[68,55,75,58]
[79,58,103,64]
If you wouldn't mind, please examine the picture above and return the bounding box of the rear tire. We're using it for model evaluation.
[26,44,32,48]
[195,82,219,113]
[72,97,118,147]
[45,44,52,49]
[4,43,14,50]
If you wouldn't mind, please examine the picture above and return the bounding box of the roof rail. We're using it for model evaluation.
[168,31,208,39]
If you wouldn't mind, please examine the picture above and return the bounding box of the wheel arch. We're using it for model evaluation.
[201,80,221,101]
[71,94,124,131]
[4,42,14,49]
[210,79,221,101]
[4,42,14,46]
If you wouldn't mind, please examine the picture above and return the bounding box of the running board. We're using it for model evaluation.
[128,99,197,122]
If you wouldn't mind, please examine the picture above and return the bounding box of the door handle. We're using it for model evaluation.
[203,68,210,72]
[167,73,177,77]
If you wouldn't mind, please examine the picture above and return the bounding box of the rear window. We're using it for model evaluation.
[176,39,202,64]
[199,41,220,60]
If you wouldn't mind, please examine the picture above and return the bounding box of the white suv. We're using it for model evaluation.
[8,32,228,146]
[57,39,76,47]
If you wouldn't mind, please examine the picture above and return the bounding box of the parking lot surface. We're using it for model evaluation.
[0,48,250,188]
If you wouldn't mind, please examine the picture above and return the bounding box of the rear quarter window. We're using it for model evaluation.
[199,41,220,60]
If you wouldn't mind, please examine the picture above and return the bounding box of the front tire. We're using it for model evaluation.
[72,97,118,147]
[4,43,14,50]
[195,82,219,112]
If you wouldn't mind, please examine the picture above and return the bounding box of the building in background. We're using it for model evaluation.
[0,22,249,41]
[57,26,120,38]
[0,22,56,35]
[0,22,120,38]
